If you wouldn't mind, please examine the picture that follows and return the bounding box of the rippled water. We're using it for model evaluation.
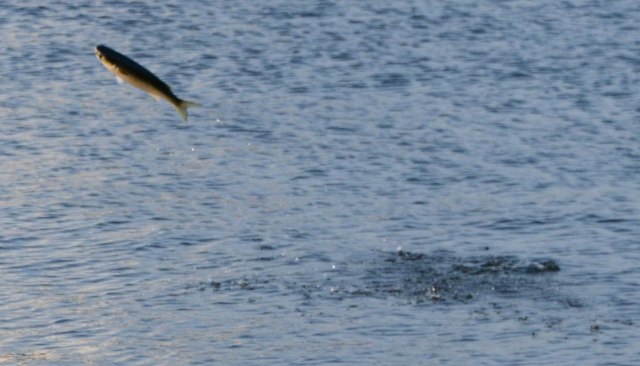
[1,1,639,364]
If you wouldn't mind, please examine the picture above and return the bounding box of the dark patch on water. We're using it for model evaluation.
[372,72,411,88]
[346,250,563,304]
[195,250,566,305]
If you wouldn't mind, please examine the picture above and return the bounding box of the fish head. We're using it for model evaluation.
[95,45,120,71]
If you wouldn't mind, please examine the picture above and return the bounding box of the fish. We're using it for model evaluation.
[95,45,199,122]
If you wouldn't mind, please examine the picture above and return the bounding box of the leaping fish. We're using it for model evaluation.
[95,45,199,122]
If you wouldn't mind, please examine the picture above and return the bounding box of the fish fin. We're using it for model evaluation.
[175,99,201,122]
[116,76,124,84]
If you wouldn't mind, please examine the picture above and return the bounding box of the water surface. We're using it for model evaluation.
[1,1,639,364]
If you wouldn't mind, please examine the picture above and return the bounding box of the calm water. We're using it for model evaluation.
[1,1,639,364]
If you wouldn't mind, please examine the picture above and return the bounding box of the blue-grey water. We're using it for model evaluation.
[1,1,639,364]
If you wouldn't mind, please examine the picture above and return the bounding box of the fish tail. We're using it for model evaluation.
[175,99,201,122]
